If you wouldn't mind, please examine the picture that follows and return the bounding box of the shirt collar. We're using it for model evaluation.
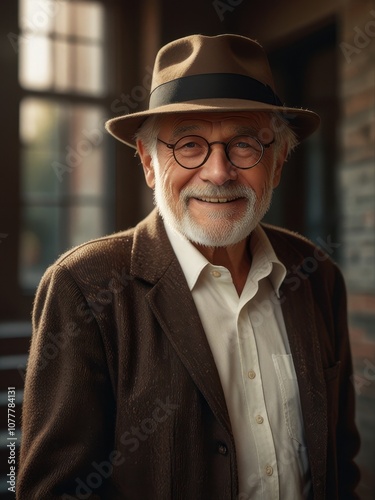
[165,222,209,291]
[250,225,286,297]
[164,221,286,296]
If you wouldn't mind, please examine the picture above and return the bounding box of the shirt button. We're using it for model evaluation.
[211,270,222,278]
[256,415,264,424]
[248,370,256,379]
[217,443,228,455]
[265,465,273,476]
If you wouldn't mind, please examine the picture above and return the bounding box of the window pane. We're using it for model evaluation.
[21,149,61,197]
[19,34,52,90]
[53,40,105,95]
[20,97,62,149]
[20,98,65,197]
[54,39,71,93]
[68,204,106,248]
[75,43,104,95]
[54,0,70,36]
[55,1,104,39]
[19,0,106,94]
[21,99,108,195]
[69,148,104,197]
[19,0,56,34]
[20,205,60,290]
[58,104,106,195]
[73,2,104,40]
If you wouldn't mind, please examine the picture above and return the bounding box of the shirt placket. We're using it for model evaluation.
[237,303,280,499]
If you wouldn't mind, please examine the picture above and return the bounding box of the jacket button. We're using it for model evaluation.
[218,443,228,455]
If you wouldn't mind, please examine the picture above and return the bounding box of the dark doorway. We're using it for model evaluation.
[265,23,339,246]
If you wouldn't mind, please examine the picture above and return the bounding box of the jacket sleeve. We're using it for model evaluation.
[331,266,361,499]
[17,264,116,499]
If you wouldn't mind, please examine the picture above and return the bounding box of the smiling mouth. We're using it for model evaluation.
[194,197,243,204]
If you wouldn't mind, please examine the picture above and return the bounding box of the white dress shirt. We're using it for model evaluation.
[165,222,311,499]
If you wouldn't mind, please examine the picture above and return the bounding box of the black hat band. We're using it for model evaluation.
[149,73,283,109]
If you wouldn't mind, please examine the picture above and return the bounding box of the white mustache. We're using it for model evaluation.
[180,185,256,202]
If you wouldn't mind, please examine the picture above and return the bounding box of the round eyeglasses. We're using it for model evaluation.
[157,134,275,170]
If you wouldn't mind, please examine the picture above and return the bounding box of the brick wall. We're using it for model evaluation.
[338,1,375,498]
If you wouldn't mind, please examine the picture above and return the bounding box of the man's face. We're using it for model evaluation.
[139,112,286,247]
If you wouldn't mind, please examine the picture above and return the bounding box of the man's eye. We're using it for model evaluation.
[176,141,205,156]
[235,141,252,149]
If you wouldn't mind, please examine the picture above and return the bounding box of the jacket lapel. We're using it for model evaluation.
[265,226,327,497]
[131,210,232,435]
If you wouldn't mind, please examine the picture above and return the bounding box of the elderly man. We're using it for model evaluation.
[17,34,360,499]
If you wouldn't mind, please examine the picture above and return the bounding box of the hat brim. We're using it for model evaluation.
[105,98,320,148]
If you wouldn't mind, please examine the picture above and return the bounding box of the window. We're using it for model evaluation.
[17,0,114,290]
[19,0,105,95]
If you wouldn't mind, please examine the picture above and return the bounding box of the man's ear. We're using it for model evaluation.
[136,139,155,189]
[272,142,288,188]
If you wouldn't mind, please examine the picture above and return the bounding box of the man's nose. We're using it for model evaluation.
[199,145,237,185]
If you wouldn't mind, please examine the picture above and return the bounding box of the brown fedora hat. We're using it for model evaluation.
[105,34,320,148]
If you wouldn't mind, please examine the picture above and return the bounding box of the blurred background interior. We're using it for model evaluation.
[0,0,374,498]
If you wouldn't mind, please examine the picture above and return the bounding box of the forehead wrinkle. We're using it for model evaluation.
[170,123,259,141]
[233,125,259,136]
[167,113,270,140]
[170,124,201,139]
[172,116,261,136]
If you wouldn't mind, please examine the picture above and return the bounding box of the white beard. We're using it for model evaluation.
[152,157,273,248]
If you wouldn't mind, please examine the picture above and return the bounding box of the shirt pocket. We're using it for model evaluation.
[272,353,306,446]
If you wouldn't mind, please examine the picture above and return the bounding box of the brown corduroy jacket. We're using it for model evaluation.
[17,209,360,499]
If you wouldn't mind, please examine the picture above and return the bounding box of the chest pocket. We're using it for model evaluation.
[272,353,306,446]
